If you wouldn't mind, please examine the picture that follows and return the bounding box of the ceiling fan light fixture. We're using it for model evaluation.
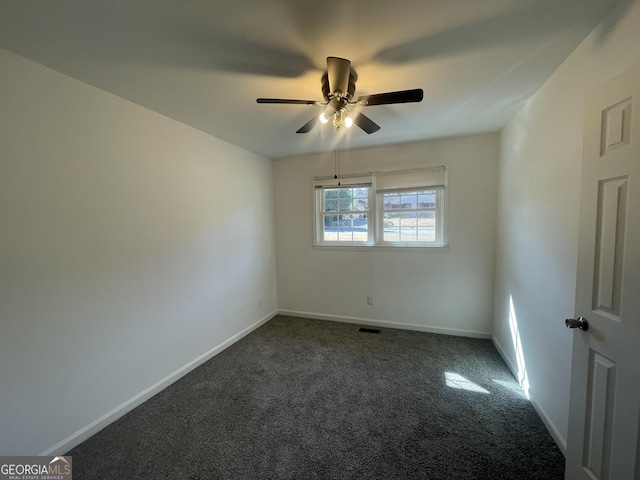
[257,56,423,135]
[344,115,353,128]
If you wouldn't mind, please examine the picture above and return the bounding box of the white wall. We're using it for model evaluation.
[274,134,498,337]
[0,49,277,455]
[493,0,640,453]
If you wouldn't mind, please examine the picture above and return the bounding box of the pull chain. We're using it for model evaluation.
[333,142,340,185]
[334,133,341,185]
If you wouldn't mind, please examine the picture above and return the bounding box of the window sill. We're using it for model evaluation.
[312,244,449,252]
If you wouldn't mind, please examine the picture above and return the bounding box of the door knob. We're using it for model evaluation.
[565,317,589,331]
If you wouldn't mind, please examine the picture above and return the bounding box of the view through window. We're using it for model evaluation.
[381,189,440,243]
[314,166,447,248]
[322,187,370,242]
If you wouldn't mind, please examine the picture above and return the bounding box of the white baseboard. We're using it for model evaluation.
[278,309,492,339]
[492,335,567,456]
[528,391,567,457]
[40,310,278,456]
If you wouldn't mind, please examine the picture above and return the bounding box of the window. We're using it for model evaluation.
[380,189,443,244]
[315,175,373,245]
[314,166,447,248]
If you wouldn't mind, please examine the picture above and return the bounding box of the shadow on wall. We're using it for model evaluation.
[595,0,637,44]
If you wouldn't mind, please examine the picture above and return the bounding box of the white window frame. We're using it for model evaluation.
[314,175,374,246]
[313,166,447,249]
[377,187,445,247]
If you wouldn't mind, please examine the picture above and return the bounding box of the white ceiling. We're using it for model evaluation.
[0,0,629,159]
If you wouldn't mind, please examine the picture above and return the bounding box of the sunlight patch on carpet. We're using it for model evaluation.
[445,372,490,394]
[492,379,527,398]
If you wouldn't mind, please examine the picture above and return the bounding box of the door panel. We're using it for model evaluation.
[565,63,640,480]
[583,352,616,478]
[593,176,627,317]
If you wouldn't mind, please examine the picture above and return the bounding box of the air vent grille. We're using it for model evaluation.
[359,327,381,334]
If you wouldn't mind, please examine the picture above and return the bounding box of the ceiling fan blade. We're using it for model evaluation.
[353,112,380,134]
[296,116,319,134]
[355,88,424,106]
[257,98,322,106]
[326,57,351,98]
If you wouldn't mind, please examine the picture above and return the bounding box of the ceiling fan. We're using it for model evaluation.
[256,57,424,134]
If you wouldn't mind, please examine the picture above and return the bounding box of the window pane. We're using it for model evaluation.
[325,199,338,212]
[417,211,435,226]
[324,214,338,227]
[323,214,338,241]
[383,212,399,227]
[335,214,353,242]
[418,192,436,208]
[353,188,369,198]
[340,198,353,211]
[418,227,435,242]
[338,214,368,241]
[401,194,416,208]
[354,197,368,211]
[383,194,401,209]
[324,189,339,199]
[384,230,400,241]
[324,231,338,241]
[352,213,368,241]
[382,212,399,241]
[400,226,417,241]
[400,215,417,227]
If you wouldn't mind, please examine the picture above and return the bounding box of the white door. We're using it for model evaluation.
[565,63,640,479]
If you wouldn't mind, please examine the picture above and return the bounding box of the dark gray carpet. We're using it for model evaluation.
[67,315,565,479]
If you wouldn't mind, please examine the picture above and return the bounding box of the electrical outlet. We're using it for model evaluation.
[258,299,262,309]
[367,295,374,305]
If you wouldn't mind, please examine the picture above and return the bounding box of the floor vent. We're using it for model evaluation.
[359,327,381,334]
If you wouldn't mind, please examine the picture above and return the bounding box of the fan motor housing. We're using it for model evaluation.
[322,72,356,102]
